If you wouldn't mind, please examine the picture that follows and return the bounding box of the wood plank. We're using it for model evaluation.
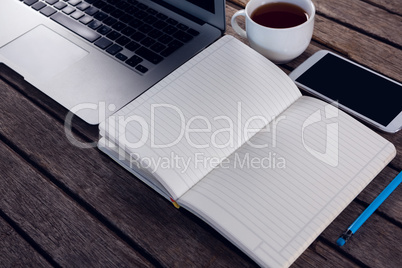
[0,140,152,267]
[356,167,402,224]
[320,201,402,268]
[365,0,402,15]
[380,132,402,169]
[313,0,402,47]
[292,240,360,267]
[0,216,51,267]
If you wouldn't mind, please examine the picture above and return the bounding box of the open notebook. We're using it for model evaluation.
[98,36,395,267]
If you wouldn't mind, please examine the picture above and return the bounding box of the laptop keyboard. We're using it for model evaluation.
[20,0,200,74]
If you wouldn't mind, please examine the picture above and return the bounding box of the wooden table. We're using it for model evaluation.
[1,0,401,267]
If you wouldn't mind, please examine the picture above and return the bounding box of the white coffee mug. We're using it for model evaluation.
[231,0,315,63]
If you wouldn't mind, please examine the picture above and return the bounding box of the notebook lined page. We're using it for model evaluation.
[179,96,395,268]
[104,36,301,199]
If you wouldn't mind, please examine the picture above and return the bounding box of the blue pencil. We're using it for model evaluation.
[337,171,402,246]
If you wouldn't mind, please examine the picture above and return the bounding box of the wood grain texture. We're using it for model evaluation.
[293,240,361,267]
[356,167,402,224]
[0,217,51,267]
[313,0,401,47]
[0,140,151,267]
[365,0,402,15]
[320,201,402,268]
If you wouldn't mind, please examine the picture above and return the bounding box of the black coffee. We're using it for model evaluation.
[251,3,309,29]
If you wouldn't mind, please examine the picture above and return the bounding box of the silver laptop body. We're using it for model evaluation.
[0,0,225,124]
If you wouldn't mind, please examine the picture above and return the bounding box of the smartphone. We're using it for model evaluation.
[289,50,402,133]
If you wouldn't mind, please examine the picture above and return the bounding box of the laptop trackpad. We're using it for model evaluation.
[0,25,88,81]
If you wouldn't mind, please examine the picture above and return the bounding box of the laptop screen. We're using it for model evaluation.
[186,0,215,13]
[162,0,225,31]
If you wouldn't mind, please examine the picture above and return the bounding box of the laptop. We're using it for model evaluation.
[0,0,225,124]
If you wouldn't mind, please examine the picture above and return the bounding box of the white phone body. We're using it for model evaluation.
[289,50,402,133]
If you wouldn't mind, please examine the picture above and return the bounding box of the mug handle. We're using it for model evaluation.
[231,10,247,39]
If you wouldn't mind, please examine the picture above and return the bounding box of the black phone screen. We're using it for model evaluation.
[295,54,402,126]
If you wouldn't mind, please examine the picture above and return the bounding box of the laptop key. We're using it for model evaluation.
[137,3,148,10]
[146,8,158,15]
[40,6,57,17]
[54,2,67,10]
[88,20,102,30]
[135,65,148,74]
[112,22,126,31]
[153,20,167,29]
[85,6,99,16]
[97,25,111,35]
[160,40,183,57]
[140,37,155,47]
[45,0,58,4]
[121,27,135,36]
[125,41,140,52]
[158,34,173,44]
[177,23,189,31]
[116,36,130,46]
[79,15,93,24]
[136,47,163,64]
[62,6,76,15]
[94,37,112,49]
[31,1,46,10]
[76,2,90,11]
[106,31,121,40]
[156,13,167,20]
[134,10,148,19]
[173,30,193,43]
[138,24,153,34]
[68,0,82,6]
[106,44,123,55]
[163,25,177,35]
[131,31,145,42]
[71,11,84,20]
[126,55,143,67]
[115,53,128,61]
[103,17,117,26]
[148,29,163,39]
[101,4,115,13]
[129,19,143,29]
[120,14,133,23]
[51,12,101,42]
[93,0,107,9]
[94,11,108,21]
[23,0,38,6]
[166,18,178,25]
[150,42,166,53]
